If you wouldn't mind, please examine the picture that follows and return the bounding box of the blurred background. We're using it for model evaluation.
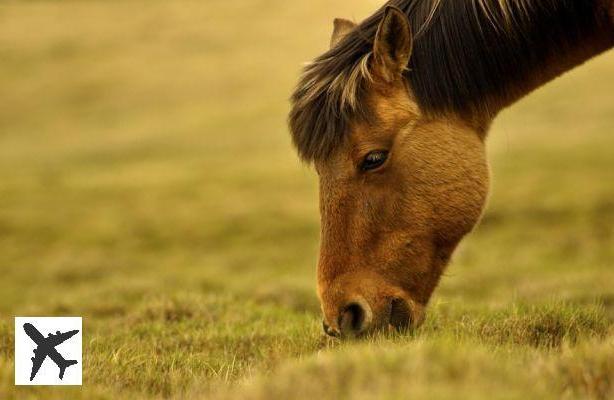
[1,1,613,399]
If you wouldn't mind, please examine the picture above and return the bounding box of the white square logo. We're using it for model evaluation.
[14,317,82,386]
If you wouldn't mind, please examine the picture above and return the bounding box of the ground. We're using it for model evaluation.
[0,1,613,399]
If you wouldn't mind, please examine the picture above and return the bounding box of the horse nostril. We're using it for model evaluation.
[389,297,412,330]
[338,302,367,336]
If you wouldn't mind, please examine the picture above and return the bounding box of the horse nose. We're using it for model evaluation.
[322,297,413,337]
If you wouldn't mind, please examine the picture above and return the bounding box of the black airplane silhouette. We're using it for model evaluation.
[23,323,79,381]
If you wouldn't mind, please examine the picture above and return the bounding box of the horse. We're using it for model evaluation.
[288,0,614,337]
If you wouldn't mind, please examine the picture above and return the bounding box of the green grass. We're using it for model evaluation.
[0,1,613,399]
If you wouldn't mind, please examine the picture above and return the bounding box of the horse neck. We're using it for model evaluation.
[486,0,614,118]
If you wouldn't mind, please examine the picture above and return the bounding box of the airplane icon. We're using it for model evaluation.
[23,323,79,381]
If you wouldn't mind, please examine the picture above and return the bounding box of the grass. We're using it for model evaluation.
[0,0,613,399]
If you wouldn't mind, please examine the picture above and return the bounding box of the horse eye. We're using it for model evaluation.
[360,150,389,171]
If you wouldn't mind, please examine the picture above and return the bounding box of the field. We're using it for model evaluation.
[1,1,613,399]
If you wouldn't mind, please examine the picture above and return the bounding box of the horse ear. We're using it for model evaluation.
[330,18,357,48]
[373,6,412,82]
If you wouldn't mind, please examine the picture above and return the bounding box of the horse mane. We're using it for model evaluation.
[289,0,607,162]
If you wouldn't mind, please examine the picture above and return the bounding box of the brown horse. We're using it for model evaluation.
[289,0,614,337]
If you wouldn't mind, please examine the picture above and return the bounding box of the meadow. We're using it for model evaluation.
[0,1,613,399]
